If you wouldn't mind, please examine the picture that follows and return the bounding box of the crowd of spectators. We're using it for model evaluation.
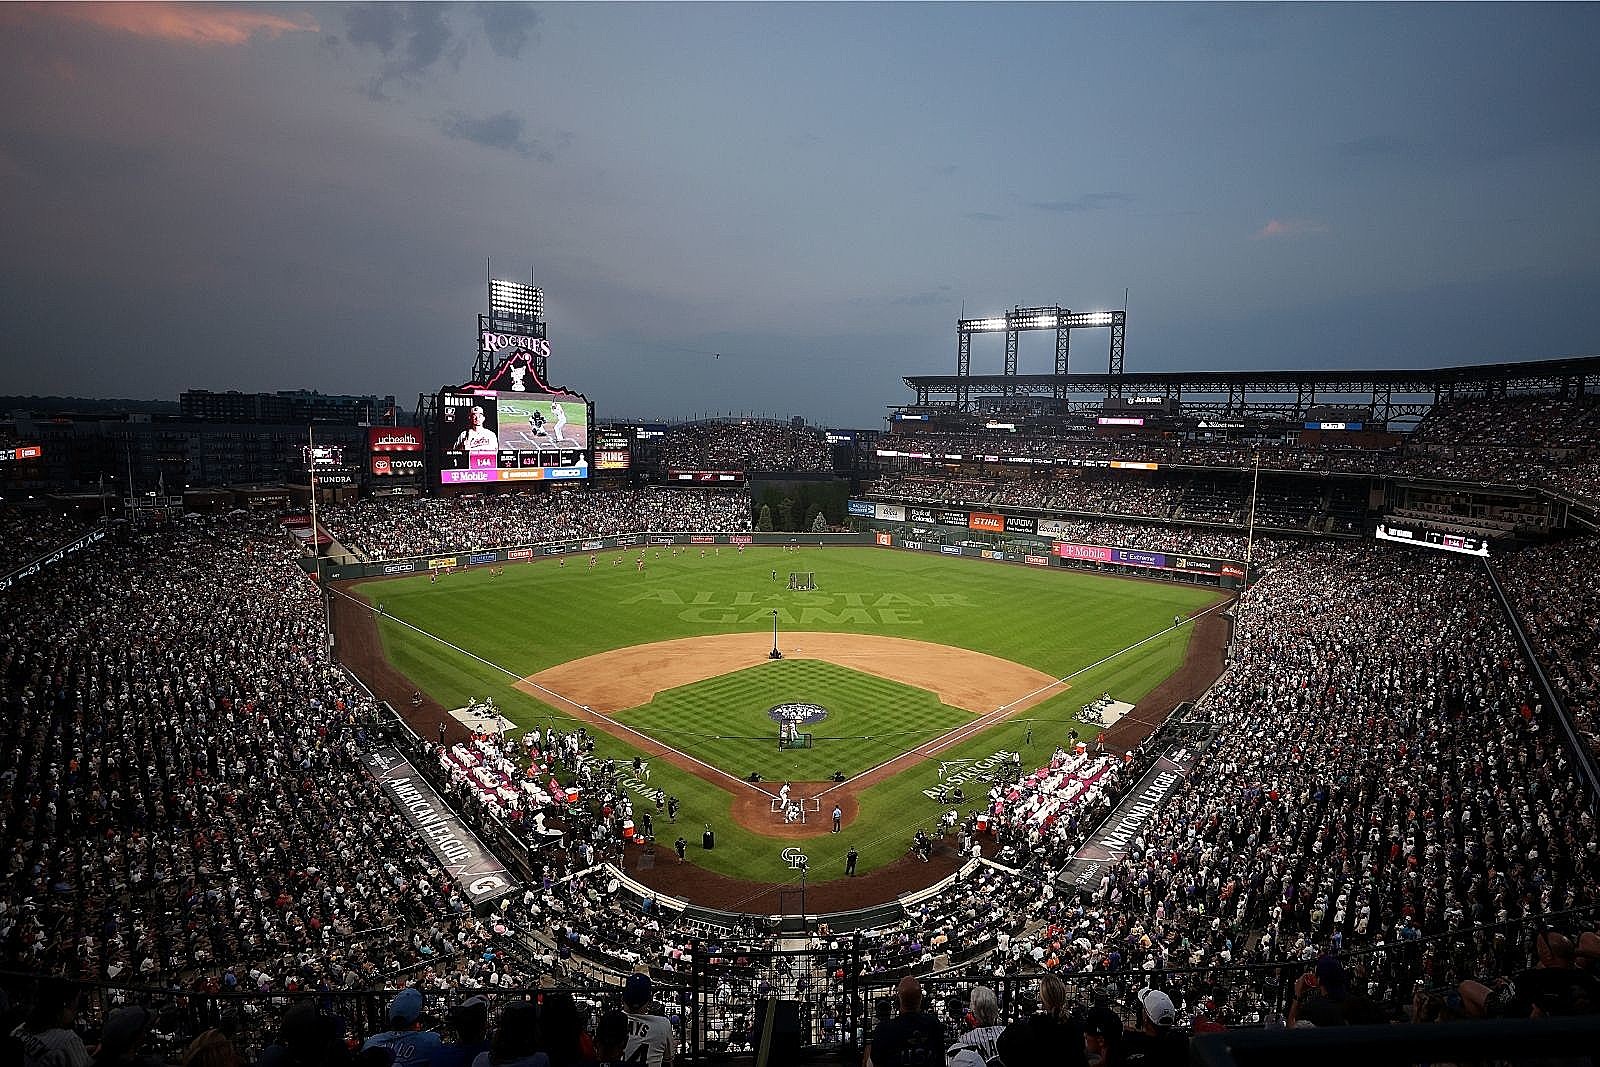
[0,502,86,573]
[882,393,1600,502]
[322,489,752,561]
[6,492,1600,1059]
[663,421,832,473]
[1500,537,1600,762]
[0,516,530,993]
[871,472,1189,521]
[1043,544,1599,993]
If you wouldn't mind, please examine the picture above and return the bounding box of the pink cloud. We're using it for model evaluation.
[37,3,318,47]
[1254,218,1330,240]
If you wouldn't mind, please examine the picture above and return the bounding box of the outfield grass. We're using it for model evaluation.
[612,659,972,782]
[363,546,1219,883]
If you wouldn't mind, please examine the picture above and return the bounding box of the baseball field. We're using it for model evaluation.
[355,545,1222,887]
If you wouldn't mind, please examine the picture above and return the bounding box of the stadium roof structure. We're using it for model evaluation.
[900,353,1600,423]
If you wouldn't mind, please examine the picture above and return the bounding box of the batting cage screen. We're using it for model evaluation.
[788,571,815,591]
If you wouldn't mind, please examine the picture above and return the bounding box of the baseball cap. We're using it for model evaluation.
[1138,988,1177,1027]
[388,988,423,1024]
[624,972,653,1007]
[101,1005,152,1051]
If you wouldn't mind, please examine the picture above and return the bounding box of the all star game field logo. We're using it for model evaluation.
[768,703,829,726]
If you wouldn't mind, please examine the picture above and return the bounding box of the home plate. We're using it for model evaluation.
[450,704,517,736]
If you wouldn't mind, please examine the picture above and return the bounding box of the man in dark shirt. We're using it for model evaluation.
[871,977,945,1067]
[1462,930,1600,1018]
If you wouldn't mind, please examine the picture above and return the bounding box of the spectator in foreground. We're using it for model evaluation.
[591,1011,630,1067]
[996,974,1087,1067]
[1120,990,1186,1067]
[363,990,443,1067]
[473,1000,545,1067]
[434,999,490,1067]
[945,986,1004,1067]
[1460,930,1600,1019]
[92,1006,158,1067]
[621,974,676,1067]
[180,1029,244,1067]
[871,977,945,1067]
[14,980,90,1067]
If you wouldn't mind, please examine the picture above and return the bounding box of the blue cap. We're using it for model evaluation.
[389,988,423,1024]
[624,972,652,1006]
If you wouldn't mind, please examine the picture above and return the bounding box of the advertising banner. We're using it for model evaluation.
[0,444,43,462]
[1058,744,1203,891]
[580,540,604,551]
[968,512,1005,533]
[690,535,716,544]
[875,532,893,547]
[847,499,876,517]
[940,545,964,556]
[507,547,534,560]
[902,540,924,551]
[876,503,906,522]
[371,455,425,477]
[669,471,743,483]
[428,556,457,570]
[937,510,968,526]
[729,535,753,545]
[1053,542,1114,562]
[466,551,499,566]
[1113,548,1167,569]
[1037,518,1077,539]
[1108,461,1159,471]
[367,748,516,904]
[369,427,424,452]
[382,561,416,575]
[909,507,937,524]
[1006,516,1037,534]
[1221,564,1245,578]
[1025,554,1052,567]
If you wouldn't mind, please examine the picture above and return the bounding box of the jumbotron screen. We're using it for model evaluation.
[439,388,590,484]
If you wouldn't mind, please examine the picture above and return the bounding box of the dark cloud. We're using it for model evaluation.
[343,3,401,53]
[439,110,547,159]
[475,3,541,60]
[1029,192,1132,214]
[343,3,458,95]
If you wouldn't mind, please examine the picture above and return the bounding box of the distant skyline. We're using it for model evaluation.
[3,3,1599,427]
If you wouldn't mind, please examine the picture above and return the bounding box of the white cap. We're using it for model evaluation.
[1139,988,1177,1027]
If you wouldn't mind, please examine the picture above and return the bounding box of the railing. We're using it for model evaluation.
[8,900,1599,1064]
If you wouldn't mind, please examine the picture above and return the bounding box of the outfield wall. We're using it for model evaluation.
[319,531,873,581]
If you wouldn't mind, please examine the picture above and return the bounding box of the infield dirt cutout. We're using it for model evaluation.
[513,632,1063,839]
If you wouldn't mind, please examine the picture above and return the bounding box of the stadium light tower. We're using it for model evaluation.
[770,609,782,660]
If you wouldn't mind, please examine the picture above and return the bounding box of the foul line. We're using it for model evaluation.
[330,586,763,796]
[815,595,1236,798]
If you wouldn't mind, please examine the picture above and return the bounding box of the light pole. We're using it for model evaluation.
[769,609,782,660]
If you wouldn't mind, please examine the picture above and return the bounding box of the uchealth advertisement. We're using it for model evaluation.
[369,427,424,452]
[367,748,516,904]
